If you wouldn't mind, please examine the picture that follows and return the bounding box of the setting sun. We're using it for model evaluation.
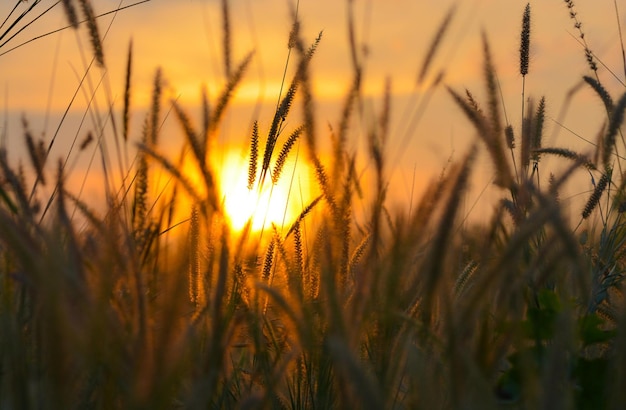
[220,154,293,231]
[213,149,312,233]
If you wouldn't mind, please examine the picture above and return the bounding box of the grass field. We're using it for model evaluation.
[1,1,626,408]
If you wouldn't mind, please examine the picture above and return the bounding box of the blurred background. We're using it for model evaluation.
[1,0,624,223]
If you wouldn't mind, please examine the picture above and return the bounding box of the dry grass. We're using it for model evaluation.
[0,1,625,409]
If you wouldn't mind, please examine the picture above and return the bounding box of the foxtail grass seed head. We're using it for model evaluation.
[583,75,614,113]
[531,96,545,161]
[604,91,626,167]
[123,40,133,143]
[189,206,200,306]
[482,32,502,136]
[78,0,105,67]
[534,147,595,170]
[455,260,478,296]
[582,168,611,219]
[79,132,94,151]
[288,20,299,50]
[520,3,531,76]
[262,237,276,281]
[272,125,303,184]
[221,0,232,78]
[61,0,79,29]
[211,51,254,131]
[505,125,515,149]
[150,68,162,146]
[465,89,482,114]
[247,121,259,190]
[417,5,455,85]
[22,117,44,184]
[549,173,560,202]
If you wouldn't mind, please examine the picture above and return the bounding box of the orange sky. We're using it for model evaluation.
[1,0,625,224]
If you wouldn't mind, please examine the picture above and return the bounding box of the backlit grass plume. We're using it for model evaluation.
[520,4,531,76]
[247,121,259,190]
[78,0,105,67]
[582,167,611,219]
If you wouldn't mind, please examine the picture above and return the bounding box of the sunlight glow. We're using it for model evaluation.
[214,149,311,233]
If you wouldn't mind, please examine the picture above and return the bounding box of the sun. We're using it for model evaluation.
[215,149,312,233]
[176,145,315,235]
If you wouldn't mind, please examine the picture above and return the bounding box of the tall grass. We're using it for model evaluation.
[1,1,626,409]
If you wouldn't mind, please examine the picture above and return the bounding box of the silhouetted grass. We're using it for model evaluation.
[0,1,625,409]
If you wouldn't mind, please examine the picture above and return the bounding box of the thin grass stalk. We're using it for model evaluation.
[614,0,626,82]
[0,2,151,58]
[35,44,103,221]
[0,0,53,50]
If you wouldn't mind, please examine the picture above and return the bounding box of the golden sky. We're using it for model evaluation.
[1,0,624,222]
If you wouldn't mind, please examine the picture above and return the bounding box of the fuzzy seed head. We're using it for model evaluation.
[520,4,531,76]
